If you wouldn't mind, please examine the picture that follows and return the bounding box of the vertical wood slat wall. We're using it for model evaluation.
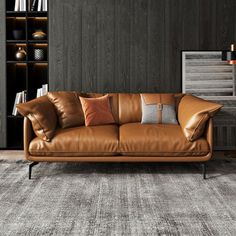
[182,51,236,150]
[49,0,236,93]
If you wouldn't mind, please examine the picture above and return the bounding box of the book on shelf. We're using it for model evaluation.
[19,0,26,11]
[36,84,48,98]
[42,0,47,11]
[30,0,47,12]
[42,84,48,95]
[14,0,26,11]
[12,90,27,116]
[22,90,27,103]
[37,0,42,11]
[28,0,31,11]
[30,0,38,11]
[14,0,20,11]
[36,88,42,98]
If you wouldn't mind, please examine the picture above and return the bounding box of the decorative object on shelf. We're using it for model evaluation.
[34,48,45,61]
[222,44,236,65]
[15,47,26,60]
[12,29,25,40]
[32,29,46,40]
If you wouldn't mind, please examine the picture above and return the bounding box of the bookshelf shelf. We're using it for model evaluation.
[28,61,48,63]
[28,11,47,15]
[28,40,48,43]
[7,61,48,63]
[5,0,48,149]
[7,61,27,63]
[7,115,23,119]
[7,40,27,43]
[6,11,27,15]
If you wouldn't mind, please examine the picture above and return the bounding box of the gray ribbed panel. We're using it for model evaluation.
[183,51,234,97]
[182,51,236,150]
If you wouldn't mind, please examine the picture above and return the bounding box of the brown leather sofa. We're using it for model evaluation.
[20,93,219,179]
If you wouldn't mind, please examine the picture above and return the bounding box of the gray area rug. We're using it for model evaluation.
[0,158,236,236]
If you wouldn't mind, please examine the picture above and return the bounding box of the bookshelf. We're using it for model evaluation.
[5,0,48,149]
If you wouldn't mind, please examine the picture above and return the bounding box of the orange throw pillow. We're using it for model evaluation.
[79,94,115,126]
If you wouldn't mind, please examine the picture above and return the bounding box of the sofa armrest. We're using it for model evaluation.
[178,94,222,141]
[24,117,35,160]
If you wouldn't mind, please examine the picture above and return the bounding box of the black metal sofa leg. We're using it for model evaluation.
[29,162,39,179]
[202,163,207,179]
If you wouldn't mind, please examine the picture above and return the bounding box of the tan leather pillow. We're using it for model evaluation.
[47,91,85,128]
[79,94,115,126]
[16,96,57,141]
[178,94,223,141]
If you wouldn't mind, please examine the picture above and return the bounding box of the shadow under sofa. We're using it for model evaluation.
[18,93,221,180]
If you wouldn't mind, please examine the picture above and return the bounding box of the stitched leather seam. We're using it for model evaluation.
[29,150,208,154]
[119,151,209,153]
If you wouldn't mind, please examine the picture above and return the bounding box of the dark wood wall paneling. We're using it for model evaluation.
[49,0,236,93]
[0,0,6,147]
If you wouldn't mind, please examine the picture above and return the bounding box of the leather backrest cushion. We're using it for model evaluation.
[118,93,184,125]
[178,94,223,141]
[47,91,86,128]
[119,93,142,124]
[48,92,119,128]
[47,92,182,127]
[16,96,57,141]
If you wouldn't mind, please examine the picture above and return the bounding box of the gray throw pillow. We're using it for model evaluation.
[141,95,178,124]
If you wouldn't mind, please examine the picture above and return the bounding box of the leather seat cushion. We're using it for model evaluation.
[29,125,119,156]
[119,123,209,156]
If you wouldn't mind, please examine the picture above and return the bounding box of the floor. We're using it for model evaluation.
[0,150,24,160]
[0,152,235,235]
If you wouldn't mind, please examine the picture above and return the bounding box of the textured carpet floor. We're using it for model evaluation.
[0,158,236,236]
